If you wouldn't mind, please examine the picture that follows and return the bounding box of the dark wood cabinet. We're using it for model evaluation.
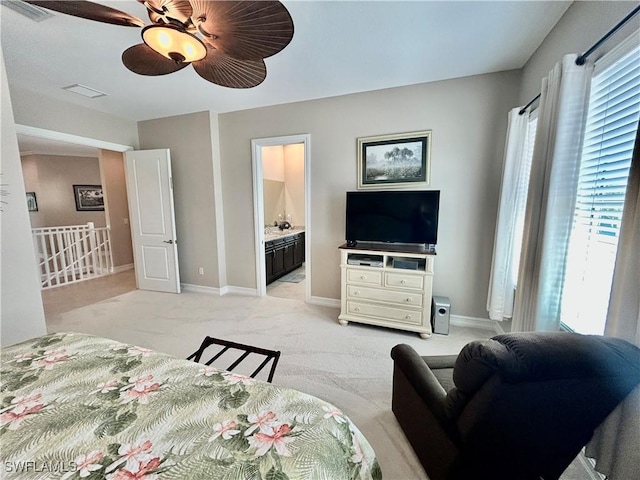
[283,243,295,271]
[265,232,305,285]
[273,246,285,276]
[266,247,274,280]
[294,234,305,265]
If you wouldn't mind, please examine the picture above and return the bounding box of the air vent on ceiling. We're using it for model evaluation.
[62,84,108,99]
[1,0,53,22]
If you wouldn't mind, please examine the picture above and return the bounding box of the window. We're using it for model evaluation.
[560,43,640,334]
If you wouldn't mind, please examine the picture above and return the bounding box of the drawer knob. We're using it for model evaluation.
[405,315,412,320]
[360,275,366,280]
[354,290,360,295]
[355,307,361,312]
[406,298,412,303]
[400,279,407,284]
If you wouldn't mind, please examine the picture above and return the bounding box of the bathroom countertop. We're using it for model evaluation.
[265,228,305,241]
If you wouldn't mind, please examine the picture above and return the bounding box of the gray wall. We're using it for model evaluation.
[10,86,138,148]
[21,154,106,228]
[138,111,222,289]
[520,1,639,104]
[100,150,134,268]
[219,70,521,318]
[1,52,47,346]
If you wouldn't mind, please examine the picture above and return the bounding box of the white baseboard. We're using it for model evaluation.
[450,314,500,333]
[222,286,258,296]
[309,296,340,308]
[113,263,134,273]
[181,284,260,297]
[181,283,221,295]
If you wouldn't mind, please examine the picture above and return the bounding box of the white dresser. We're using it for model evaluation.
[338,244,435,338]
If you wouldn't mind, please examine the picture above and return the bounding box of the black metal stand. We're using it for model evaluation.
[187,336,281,383]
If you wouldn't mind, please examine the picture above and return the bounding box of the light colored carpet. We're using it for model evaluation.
[266,265,306,299]
[45,285,594,479]
[41,269,136,317]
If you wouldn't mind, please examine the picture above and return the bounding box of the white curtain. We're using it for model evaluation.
[487,108,529,321]
[585,122,640,480]
[512,54,594,332]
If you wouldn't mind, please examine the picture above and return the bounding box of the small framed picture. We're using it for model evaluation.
[73,185,104,211]
[357,130,431,189]
[26,192,38,212]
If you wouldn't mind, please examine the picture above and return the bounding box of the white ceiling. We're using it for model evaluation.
[2,0,572,126]
[16,134,100,157]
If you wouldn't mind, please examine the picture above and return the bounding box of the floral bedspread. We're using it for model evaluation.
[0,333,381,480]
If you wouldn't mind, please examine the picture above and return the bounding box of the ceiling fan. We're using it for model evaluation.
[23,0,294,88]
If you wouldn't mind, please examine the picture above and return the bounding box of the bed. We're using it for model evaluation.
[0,332,381,479]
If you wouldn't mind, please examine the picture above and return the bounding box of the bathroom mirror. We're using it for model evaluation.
[263,180,285,226]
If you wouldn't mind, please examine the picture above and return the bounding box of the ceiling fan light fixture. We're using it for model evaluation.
[24,0,294,88]
[142,24,206,63]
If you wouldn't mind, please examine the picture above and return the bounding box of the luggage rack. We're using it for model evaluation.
[187,336,281,383]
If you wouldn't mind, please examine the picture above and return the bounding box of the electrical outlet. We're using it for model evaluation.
[198,267,204,275]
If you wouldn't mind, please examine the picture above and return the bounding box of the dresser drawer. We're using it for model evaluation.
[347,301,423,326]
[347,268,382,286]
[347,285,424,307]
[385,272,424,290]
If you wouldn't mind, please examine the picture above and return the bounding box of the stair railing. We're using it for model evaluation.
[31,222,114,289]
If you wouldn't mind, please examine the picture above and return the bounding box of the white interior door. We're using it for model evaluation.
[125,149,181,293]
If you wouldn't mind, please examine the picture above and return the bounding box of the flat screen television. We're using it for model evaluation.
[345,190,440,246]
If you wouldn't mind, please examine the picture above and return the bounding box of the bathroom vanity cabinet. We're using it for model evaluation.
[265,231,305,285]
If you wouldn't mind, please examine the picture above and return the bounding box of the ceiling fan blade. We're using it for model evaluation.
[192,46,266,88]
[122,43,190,76]
[139,0,193,25]
[23,1,144,27]
[190,1,294,61]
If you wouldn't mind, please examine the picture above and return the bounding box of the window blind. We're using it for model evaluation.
[561,44,640,334]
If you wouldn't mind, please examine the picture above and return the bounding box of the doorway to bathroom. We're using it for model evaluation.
[251,134,310,303]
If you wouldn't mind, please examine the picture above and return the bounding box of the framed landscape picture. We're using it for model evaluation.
[357,130,431,189]
[73,185,104,211]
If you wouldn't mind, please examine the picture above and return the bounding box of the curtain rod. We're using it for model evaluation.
[518,4,640,115]
[518,93,541,116]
